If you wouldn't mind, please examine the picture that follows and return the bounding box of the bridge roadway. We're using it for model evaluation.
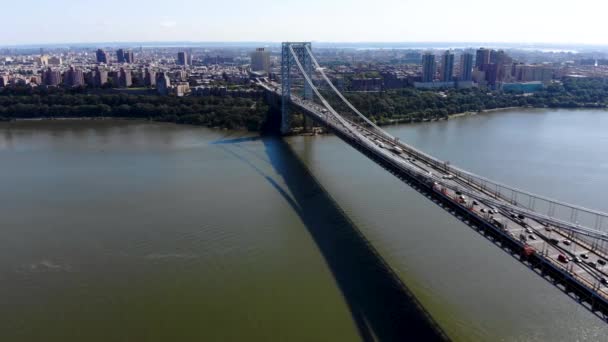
[258,80,608,318]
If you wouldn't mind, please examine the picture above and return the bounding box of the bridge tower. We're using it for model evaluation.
[281,42,313,134]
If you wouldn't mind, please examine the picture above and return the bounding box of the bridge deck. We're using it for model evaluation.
[259,80,608,318]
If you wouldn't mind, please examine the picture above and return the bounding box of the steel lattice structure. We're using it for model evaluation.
[281,42,313,134]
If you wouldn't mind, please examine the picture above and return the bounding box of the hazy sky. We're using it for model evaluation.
[3,0,607,45]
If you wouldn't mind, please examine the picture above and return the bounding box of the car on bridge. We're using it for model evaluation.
[558,254,570,263]
[392,146,404,154]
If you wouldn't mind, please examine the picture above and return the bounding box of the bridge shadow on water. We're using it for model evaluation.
[214,135,449,342]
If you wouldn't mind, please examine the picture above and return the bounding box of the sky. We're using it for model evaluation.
[3,0,608,46]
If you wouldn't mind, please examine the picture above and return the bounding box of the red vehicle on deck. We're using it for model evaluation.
[558,254,570,264]
[523,245,536,257]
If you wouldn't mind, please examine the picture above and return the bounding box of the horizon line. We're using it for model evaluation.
[2,40,608,49]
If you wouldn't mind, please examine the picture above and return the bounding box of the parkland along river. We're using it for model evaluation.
[1,108,608,341]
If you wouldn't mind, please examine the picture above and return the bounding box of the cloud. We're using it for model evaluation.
[160,20,177,28]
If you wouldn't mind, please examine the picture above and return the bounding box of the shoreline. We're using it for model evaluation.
[447,106,524,120]
[12,117,131,122]
[4,105,605,133]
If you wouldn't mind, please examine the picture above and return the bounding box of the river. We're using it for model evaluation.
[1,108,607,341]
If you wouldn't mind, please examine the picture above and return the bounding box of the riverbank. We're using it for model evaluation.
[0,91,269,131]
[370,105,529,127]
[14,116,124,121]
[447,106,526,120]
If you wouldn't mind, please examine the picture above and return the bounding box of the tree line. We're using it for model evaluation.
[0,86,269,131]
[323,78,608,124]
[1,77,607,130]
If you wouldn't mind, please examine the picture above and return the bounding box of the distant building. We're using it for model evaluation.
[514,64,554,83]
[125,50,134,63]
[156,72,171,95]
[421,53,436,83]
[117,68,132,87]
[63,66,85,87]
[37,55,49,66]
[144,68,156,87]
[172,81,190,97]
[177,52,189,66]
[96,49,109,64]
[472,69,486,85]
[117,49,126,63]
[351,78,383,92]
[86,67,108,87]
[117,49,135,63]
[42,68,62,86]
[173,70,188,82]
[202,55,234,65]
[381,72,415,89]
[460,52,474,81]
[30,75,42,85]
[483,63,498,87]
[187,48,193,65]
[440,50,454,82]
[493,50,512,82]
[250,48,270,73]
[48,56,62,66]
[502,81,543,93]
[475,48,491,70]
[0,75,8,87]
[130,69,145,87]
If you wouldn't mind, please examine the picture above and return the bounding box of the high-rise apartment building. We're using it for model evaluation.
[475,48,491,70]
[440,50,454,82]
[96,49,109,64]
[117,49,126,63]
[156,72,171,95]
[421,53,436,83]
[63,66,85,87]
[250,48,270,73]
[0,75,9,87]
[460,52,474,81]
[117,49,134,63]
[483,63,498,87]
[177,52,189,66]
[42,68,62,86]
[125,50,134,63]
[514,64,554,83]
[119,68,132,87]
[144,68,156,87]
[86,67,108,87]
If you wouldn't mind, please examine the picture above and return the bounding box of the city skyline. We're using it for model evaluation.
[3,0,608,46]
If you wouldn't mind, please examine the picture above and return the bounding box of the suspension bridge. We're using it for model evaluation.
[256,42,608,319]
